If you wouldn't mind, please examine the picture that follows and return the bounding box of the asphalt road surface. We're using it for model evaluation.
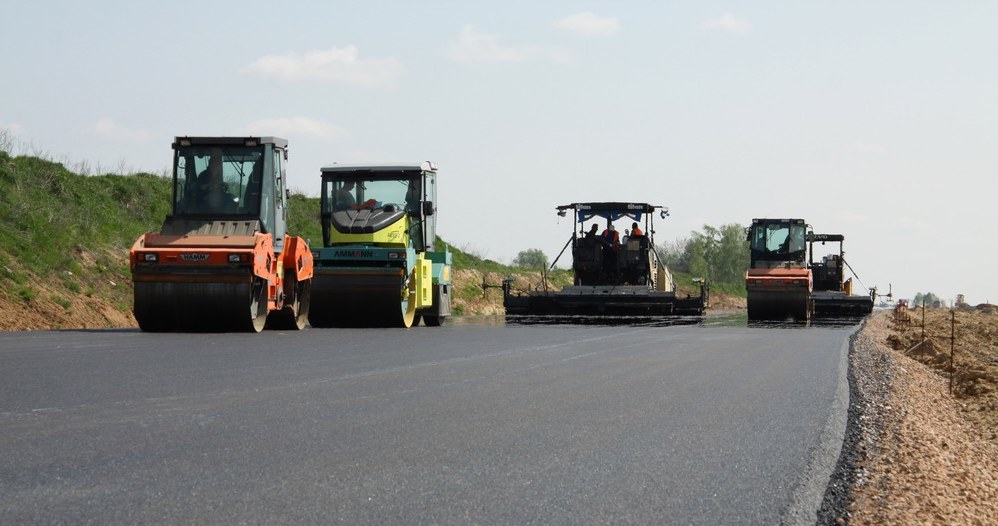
[0,321,853,525]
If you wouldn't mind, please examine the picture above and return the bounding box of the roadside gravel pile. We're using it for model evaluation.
[846,311,998,525]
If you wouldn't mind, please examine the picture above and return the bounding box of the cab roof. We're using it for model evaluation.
[320,162,437,173]
[557,202,665,223]
[172,136,288,148]
[556,202,662,213]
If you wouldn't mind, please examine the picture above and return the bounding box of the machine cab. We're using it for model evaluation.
[558,202,666,287]
[808,233,847,292]
[748,218,808,269]
[319,162,437,251]
[170,136,289,253]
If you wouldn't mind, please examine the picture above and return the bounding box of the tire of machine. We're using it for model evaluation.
[423,284,450,327]
[265,277,310,331]
[296,279,311,326]
[397,283,417,328]
[423,315,444,327]
[244,279,269,333]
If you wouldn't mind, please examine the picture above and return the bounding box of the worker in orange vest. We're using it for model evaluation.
[601,224,620,247]
[631,222,644,236]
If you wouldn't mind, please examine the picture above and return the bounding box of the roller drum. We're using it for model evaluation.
[309,271,415,328]
[746,288,812,322]
[134,280,267,332]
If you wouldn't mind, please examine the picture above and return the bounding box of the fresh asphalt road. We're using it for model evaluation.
[0,321,853,525]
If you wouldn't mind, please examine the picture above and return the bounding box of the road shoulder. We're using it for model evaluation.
[825,311,998,525]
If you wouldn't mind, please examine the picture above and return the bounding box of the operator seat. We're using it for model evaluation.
[620,235,650,284]
[573,236,603,285]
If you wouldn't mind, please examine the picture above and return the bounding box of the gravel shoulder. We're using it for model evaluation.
[836,309,998,525]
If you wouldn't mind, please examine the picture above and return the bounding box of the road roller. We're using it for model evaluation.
[130,136,313,332]
[745,218,813,322]
[308,162,452,328]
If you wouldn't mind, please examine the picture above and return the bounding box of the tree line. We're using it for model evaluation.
[911,292,947,308]
[658,224,749,286]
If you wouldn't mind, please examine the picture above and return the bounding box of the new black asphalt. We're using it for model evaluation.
[0,321,854,525]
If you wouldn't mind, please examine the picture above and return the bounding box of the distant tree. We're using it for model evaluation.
[667,224,748,285]
[912,292,943,307]
[513,248,549,270]
[712,224,750,284]
[657,237,688,271]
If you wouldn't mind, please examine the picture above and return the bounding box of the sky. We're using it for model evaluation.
[2,1,996,305]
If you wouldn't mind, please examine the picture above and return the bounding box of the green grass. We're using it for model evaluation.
[672,269,746,298]
[708,281,747,297]
[0,151,172,311]
[17,286,36,302]
[286,192,322,245]
[0,152,172,277]
[52,295,71,310]
[63,280,81,294]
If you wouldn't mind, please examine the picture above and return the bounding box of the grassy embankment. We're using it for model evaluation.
[0,151,170,327]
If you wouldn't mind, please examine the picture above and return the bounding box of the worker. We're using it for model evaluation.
[622,229,630,244]
[600,224,620,276]
[631,222,643,236]
[335,181,357,209]
[601,224,620,247]
[191,153,237,212]
[584,223,599,239]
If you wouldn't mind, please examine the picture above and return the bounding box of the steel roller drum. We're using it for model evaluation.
[134,281,267,333]
[746,288,811,322]
[308,271,415,328]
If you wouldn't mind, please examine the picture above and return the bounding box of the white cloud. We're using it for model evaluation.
[700,13,751,34]
[241,117,348,143]
[852,141,885,154]
[447,25,571,63]
[557,12,620,37]
[93,118,150,142]
[242,46,404,86]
